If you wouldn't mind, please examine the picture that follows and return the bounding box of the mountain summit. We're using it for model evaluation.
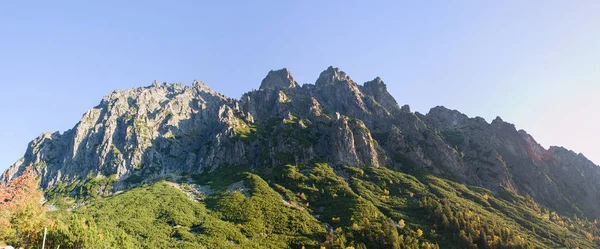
[3,67,600,247]
[259,68,299,90]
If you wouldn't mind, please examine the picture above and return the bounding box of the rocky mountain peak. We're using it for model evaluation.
[518,129,550,162]
[426,106,470,128]
[5,67,600,221]
[361,76,399,112]
[490,116,518,132]
[192,80,214,92]
[427,105,452,115]
[491,116,505,125]
[400,104,411,113]
[259,68,298,90]
[315,66,353,86]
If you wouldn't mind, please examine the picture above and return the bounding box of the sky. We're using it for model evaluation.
[0,1,598,172]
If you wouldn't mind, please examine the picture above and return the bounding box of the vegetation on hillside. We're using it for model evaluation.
[0,168,51,248]
[5,163,600,248]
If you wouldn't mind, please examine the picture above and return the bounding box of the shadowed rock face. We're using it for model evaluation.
[3,67,600,218]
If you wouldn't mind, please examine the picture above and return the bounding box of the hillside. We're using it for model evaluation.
[3,67,600,248]
[30,164,600,248]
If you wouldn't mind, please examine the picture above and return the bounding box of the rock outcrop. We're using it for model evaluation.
[259,68,298,90]
[3,67,600,219]
[3,83,249,189]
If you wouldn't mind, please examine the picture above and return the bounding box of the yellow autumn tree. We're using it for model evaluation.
[398,219,405,229]
[0,167,51,248]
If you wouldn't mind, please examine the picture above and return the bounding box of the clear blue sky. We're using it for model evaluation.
[1,1,599,172]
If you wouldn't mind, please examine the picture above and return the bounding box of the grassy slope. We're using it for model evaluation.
[45,163,598,249]
[47,176,325,249]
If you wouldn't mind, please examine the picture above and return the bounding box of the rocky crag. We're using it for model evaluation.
[3,67,599,218]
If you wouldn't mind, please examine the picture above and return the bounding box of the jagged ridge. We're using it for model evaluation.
[3,67,600,220]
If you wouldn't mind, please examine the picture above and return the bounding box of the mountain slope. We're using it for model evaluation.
[40,163,599,248]
[3,67,600,248]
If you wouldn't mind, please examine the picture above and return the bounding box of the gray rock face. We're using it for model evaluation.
[3,83,250,189]
[361,77,400,112]
[259,68,298,90]
[329,113,384,167]
[315,66,352,87]
[3,66,600,219]
[422,106,600,216]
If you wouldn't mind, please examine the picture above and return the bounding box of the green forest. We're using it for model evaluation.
[3,163,600,248]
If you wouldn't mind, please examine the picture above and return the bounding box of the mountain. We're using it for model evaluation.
[3,67,600,248]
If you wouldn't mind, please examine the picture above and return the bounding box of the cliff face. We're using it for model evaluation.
[422,107,600,216]
[2,82,249,189]
[3,67,600,218]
